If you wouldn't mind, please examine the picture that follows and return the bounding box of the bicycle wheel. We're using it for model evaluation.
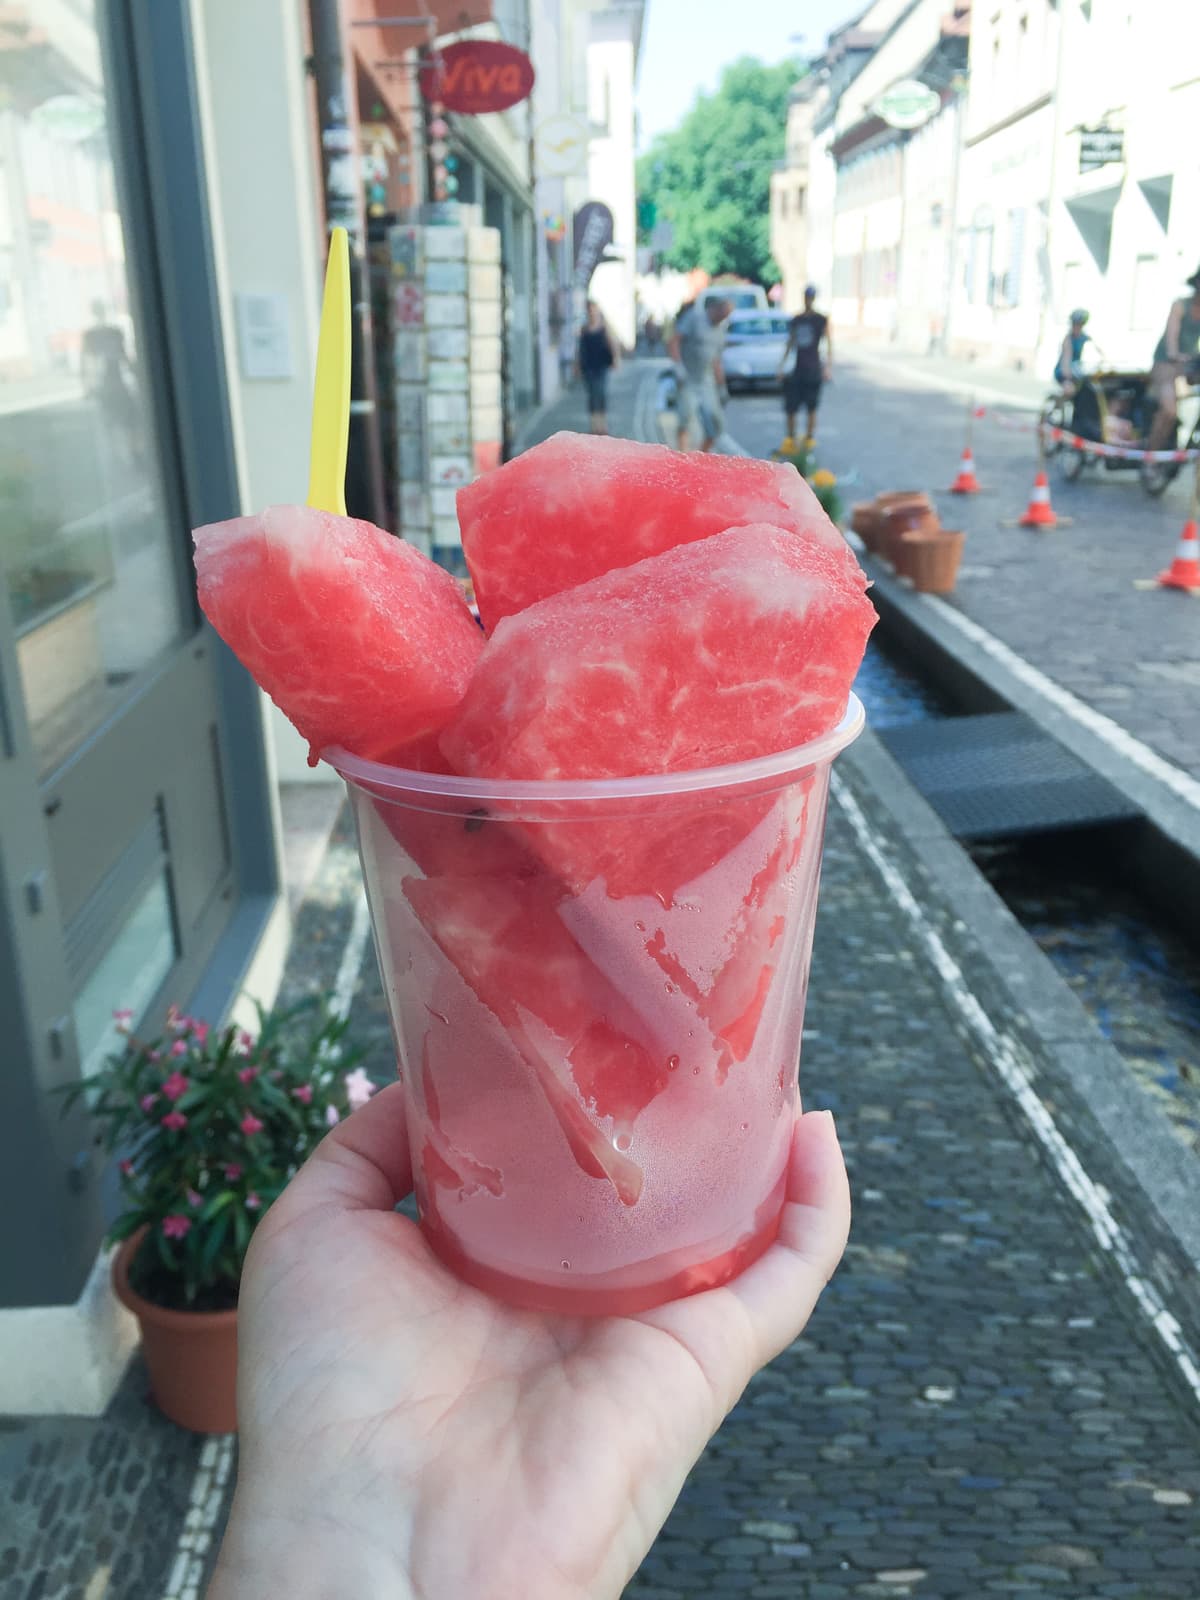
[1039,396,1066,457]
[1058,444,1086,483]
[1139,456,1176,497]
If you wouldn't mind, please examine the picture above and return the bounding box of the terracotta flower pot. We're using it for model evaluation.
[114,1232,238,1434]
[902,529,966,594]
[850,501,883,548]
[881,501,940,573]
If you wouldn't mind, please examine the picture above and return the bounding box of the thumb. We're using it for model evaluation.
[270,1079,413,1222]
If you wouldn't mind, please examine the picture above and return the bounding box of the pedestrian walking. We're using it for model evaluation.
[576,300,621,435]
[779,286,832,444]
[668,296,731,452]
[1146,266,1200,451]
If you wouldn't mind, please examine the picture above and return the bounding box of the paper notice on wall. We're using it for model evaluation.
[426,260,468,294]
[426,294,469,328]
[429,360,470,392]
[393,330,427,381]
[425,228,467,261]
[428,327,469,361]
[234,292,294,380]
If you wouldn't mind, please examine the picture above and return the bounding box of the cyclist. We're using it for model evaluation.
[1146,266,1200,451]
[1053,308,1092,396]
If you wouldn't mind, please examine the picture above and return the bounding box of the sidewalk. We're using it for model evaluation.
[6,382,1198,1598]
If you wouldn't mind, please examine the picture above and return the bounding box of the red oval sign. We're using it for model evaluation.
[419,40,536,116]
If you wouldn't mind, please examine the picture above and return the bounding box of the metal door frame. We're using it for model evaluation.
[0,0,279,1308]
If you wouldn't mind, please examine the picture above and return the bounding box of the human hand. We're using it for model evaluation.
[207,1085,849,1600]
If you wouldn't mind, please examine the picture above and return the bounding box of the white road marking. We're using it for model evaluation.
[332,888,371,1020]
[161,1434,236,1599]
[830,772,1200,1407]
[918,598,1200,812]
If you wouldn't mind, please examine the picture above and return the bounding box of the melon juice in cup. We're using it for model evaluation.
[330,688,863,1315]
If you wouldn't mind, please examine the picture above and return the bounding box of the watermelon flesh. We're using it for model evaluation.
[193,505,483,765]
[440,522,875,897]
[458,431,865,629]
[402,871,668,1204]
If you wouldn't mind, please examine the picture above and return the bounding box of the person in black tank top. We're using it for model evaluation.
[778,285,832,444]
[576,301,620,434]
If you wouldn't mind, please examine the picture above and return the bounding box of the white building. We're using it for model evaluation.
[951,0,1200,373]
[585,1,645,352]
[530,0,644,400]
[823,0,970,346]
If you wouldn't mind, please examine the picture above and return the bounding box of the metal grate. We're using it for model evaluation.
[878,713,1141,840]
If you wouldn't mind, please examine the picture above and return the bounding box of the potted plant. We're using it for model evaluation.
[808,467,844,528]
[60,998,372,1433]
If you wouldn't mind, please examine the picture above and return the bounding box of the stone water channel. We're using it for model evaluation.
[852,638,1200,1155]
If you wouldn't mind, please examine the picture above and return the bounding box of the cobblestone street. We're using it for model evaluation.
[724,352,1200,781]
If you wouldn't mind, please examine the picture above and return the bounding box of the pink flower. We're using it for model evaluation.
[119,1158,134,1178]
[193,1021,210,1046]
[240,1113,263,1137]
[187,1188,203,1208]
[245,1193,262,1210]
[113,1008,133,1023]
[140,1093,158,1113]
[170,1039,188,1058]
[162,1214,191,1240]
[238,1029,254,1051]
[344,1068,376,1111]
[325,1105,340,1128]
[223,1163,242,1182]
[166,1003,181,1026]
[171,1012,193,1034]
[238,1065,259,1084]
[161,1110,188,1131]
[292,1084,313,1104]
[148,1050,161,1063]
[162,1071,189,1102]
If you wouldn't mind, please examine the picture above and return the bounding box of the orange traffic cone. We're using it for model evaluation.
[1018,469,1057,528]
[1156,519,1200,592]
[950,447,981,494]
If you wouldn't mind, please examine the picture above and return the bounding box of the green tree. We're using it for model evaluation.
[637,57,802,285]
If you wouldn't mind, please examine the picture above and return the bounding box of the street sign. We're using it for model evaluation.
[573,201,614,288]
[418,41,535,115]
[873,79,941,131]
[1079,125,1124,173]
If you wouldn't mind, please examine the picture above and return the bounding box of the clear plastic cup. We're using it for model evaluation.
[326,693,863,1316]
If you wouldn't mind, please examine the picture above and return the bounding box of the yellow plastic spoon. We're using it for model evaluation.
[307,226,351,515]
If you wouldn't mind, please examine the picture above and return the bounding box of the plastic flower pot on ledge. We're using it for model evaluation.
[901,528,966,594]
[114,1229,238,1434]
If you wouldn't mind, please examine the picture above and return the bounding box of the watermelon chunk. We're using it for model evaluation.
[193,505,483,765]
[458,431,865,629]
[403,873,671,1203]
[440,523,875,896]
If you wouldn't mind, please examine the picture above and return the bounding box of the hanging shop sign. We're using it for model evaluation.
[418,41,535,115]
[572,201,615,288]
[1079,125,1124,174]
[873,79,941,131]
[536,113,590,177]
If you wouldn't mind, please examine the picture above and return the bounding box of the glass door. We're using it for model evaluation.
[0,5,245,1111]
[0,1,279,1312]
